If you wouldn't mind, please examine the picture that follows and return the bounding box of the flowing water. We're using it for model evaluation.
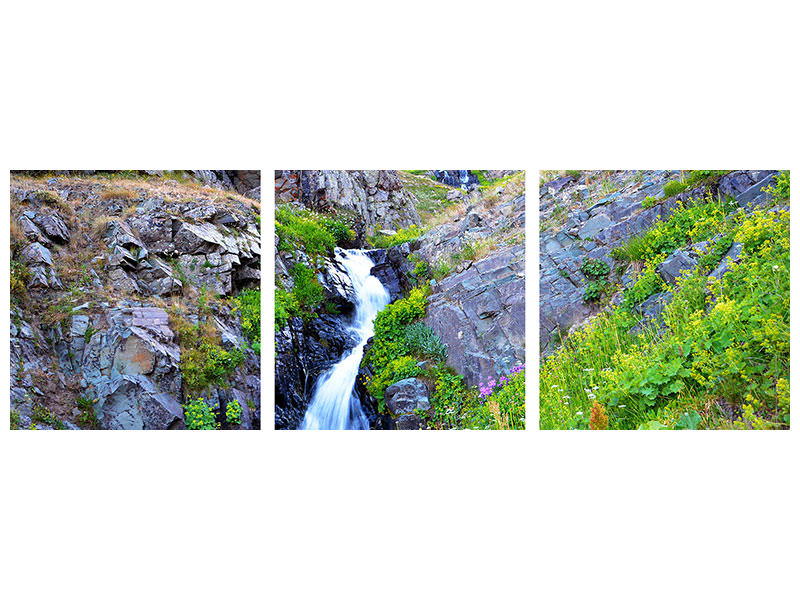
[301,249,390,430]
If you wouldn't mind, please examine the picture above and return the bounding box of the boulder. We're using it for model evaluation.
[385,378,430,430]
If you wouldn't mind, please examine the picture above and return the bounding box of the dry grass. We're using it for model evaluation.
[122,205,137,218]
[100,188,136,202]
[426,202,467,228]
[90,215,119,239]
[10,218,25,249]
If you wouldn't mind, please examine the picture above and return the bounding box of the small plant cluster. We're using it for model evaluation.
[173,317,244,394]
[763,170,789,202]
[473,364,525,429]
[184,397,218,430]
[662,180,689,198]
[76,396,99,429]
[541,203,790,431]
[233,288,260,354]
[10,260,30,300]
[275,262,329,332]
[225,398,243,425]
[369,225,425,249]
[581,258,610,303]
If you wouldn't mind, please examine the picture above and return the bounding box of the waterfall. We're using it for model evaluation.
[301,249,390,430]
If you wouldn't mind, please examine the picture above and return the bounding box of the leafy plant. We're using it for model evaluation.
[583,280,606,303]
[403,322,447,362]
[185,397,217,430]
[225,399,243,426]
[581,258,610,279]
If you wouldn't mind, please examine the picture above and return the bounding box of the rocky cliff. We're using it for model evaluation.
[275,170,422,237]
[10,172,261,430]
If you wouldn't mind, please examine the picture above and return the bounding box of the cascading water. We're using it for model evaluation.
[301,249,390,430]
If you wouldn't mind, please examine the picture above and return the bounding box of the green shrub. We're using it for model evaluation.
[226,399,243,425]
[291,263,324,310]
[182,339,245,393]
[583,280,606,303]
[623,265,664,308]
[76,396,99,429]
[275,287,298,332]
[233,288,260,347]
[429,366,471,429]
[364,286,429,402]
[581,258,610,279]
[185,397,217,430]
[662,180,689,198]
[431,259,453,281]
[403,322,447,362]
[763,170,789,202]
[642,196,657,209]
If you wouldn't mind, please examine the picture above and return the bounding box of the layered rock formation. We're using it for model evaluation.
[274,170,422,236]
[10,173,261,430]
[539,170,779,355]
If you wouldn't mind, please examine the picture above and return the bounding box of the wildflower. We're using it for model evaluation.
[582,368,595,372]
[773,265,779,271]
[619,404,626,409]
[588,393,596,400]
[550,385,558,389]
[576,411,584,416]
[562,395,570,400]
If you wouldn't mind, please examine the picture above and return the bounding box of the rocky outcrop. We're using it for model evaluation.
[10,174,261,430]
[425,244,525,388]
[539,170,779,355]
[274,170,422,235]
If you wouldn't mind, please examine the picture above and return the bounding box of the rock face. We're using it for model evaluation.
[539,170,779,355]
[425,244,525,388]
[9,173,261,430]
[274,170,422,235]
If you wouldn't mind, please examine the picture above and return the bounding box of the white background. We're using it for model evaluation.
[1,1,798,599]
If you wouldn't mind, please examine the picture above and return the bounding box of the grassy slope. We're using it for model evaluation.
[540,172,790,430]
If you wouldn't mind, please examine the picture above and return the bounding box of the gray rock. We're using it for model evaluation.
[656,250,698,286]
[578,213,613,240]
[22,242,53,265]
[95,374,184,430]
[33,213,70,244]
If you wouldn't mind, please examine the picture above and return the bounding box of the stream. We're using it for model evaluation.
[300,249,390,430]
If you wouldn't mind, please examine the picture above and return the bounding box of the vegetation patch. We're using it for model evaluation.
[542,199,790,430]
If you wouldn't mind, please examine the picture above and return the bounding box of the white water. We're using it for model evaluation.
[301,249,390,430]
